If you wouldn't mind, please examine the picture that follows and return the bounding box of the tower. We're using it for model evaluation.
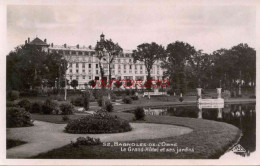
[100,33,105,41]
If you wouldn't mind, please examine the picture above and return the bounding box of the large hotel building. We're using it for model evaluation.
[25,34,166,89]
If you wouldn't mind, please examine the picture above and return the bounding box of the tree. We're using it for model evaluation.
[70,80,78,90]
[95,35,123,89]
[7,45,49,90]
[133,42,165,91]
[88,80,96,89]
[162,41,196,94]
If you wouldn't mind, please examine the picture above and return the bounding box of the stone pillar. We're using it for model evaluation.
[197,88,202,99]
[217,88,222,99]
[198,108,202,119]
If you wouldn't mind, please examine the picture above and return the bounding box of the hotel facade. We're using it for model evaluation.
[26,34,166,89]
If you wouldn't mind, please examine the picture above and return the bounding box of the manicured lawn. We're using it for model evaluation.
[32,112,241,159]
[7,139,27,149]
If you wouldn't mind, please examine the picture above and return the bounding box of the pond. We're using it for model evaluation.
[141,103,256,158]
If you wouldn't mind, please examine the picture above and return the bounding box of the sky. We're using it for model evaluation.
[7,3,256,53]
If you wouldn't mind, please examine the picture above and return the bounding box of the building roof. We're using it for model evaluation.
[28,37,49,46]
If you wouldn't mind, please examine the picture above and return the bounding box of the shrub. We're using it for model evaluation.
[62,115,70,122]
[179,96,184,102]
[134,107,145,120]
[70,136,101,147]
[6,101,18,108]
[60,102,74,115]
[125,89,131,95]
[7,91,19,101]
[17,99,31,112]
[42,99,59,114]
[82,92,90,111]
[71,97,84,107]
[7,107,34,128]
[97,98,103,107]
[30,102,43,113]
[131,95,139,100]
[122,97,132,104]
[105,101,113,112]
[65,111,132,134]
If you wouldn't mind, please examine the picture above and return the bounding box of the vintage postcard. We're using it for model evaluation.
[0,0,259,165]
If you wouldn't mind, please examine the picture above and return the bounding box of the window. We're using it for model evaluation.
[135,65,137,69]
[96,70,98,74]
[89,76,91,79]
[124,70,126,73]
[70,76,72,80]
[69,63,72,67]
[83,69,85,73]
[70,69,72,73]
[89,70,91,73]
[118,65,121,69]
[78,51,82,55]
[83,76,85,79]
[76,69,79,73]
[76,63,79,68]
[65,51,69,55]
[72,51,76,55]
[118,70,121,74]
[140,65,142,69]
[140,71,143,74]
[96,64,98,68]
[118,59,120,63]
[82,63,85,68]
[89,64,91,68]
[129,59,132,62]
[124,65,126,69]
[76,76,79,80]
[130,65,132,69]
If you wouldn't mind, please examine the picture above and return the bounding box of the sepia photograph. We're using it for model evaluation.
[1,0,259,165]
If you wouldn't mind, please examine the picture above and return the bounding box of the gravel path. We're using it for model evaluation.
[7,121,192,158]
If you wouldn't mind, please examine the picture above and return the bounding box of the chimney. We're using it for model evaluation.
[28,37,30,43]
[76,44,79,49]
[64,43,67,48]
[44,39,47,43]
[25,40,27,45]
[51,43,53,47]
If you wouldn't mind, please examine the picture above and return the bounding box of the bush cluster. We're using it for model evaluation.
[134,107,145,120]
[42,99,59,114]
[30,101,43,113]
[60,103,74,115]
[105,101,113,112]
[71,97,84,107]
[82,92,90,111]
[97,98,103,107]
[19,90,38,97]
[122,97,132,104]
[65,111,132,134]
[7,107,34,128]
[17,99,31,112]
[7,91,20,101]
[70,136,101,147]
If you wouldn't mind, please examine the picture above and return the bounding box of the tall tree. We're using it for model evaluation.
[132,42,165,90]
[162,41,196,94]
[95,34,122,88]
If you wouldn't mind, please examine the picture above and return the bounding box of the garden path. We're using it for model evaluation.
[7,121,192,158]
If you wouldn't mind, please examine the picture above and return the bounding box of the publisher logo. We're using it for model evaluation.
[232,144,246,153]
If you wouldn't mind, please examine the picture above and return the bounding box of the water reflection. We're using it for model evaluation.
[143,103,256,158]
